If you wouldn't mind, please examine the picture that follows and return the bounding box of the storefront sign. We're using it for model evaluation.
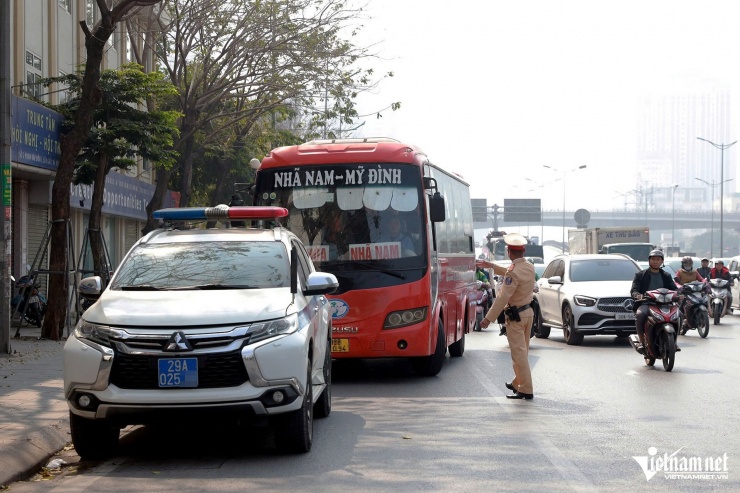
[10,95,62,170]
[70,173,155,220]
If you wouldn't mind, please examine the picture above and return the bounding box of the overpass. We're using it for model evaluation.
[474,208,740,232]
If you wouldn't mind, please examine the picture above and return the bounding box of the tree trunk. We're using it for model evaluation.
[42,37,105,340]
[143,166,172,235]
[177,134,197,207]
[88,153,111,287]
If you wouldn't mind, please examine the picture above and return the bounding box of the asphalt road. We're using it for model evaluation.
[8,317,740,493]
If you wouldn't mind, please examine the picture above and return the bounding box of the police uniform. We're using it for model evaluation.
[483,233,536,399]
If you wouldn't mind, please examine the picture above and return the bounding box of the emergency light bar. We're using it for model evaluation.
[153,206,289,221]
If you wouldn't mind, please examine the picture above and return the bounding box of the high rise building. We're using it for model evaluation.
[636,81,734,212]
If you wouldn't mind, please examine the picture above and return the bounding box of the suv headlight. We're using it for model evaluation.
[74,320,119,347]
[246,314,298,344]
[573,296,597,307]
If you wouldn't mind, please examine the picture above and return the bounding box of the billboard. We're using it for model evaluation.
[471,198,487,222]
[503,198,541,222]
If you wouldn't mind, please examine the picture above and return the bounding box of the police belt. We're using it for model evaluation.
[504,303,531,322]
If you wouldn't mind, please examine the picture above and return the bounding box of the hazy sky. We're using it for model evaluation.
[354,0,740,214]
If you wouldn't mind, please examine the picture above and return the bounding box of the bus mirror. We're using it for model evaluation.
[429,192,446,222]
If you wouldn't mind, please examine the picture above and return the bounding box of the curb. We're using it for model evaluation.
[0,418,71,487]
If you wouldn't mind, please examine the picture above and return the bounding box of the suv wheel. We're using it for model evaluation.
[274,362,313,453]
[313,339,332,419]
[562,305,584,346]
[69,412,119,460]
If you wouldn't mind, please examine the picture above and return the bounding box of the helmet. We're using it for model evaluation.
[681,256,693,271]
[648,249,664,260]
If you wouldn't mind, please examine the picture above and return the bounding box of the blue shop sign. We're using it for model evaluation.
[10,95,62,170]
[70,173,155,221]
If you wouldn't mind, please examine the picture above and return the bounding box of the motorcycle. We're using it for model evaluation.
[11,274,47,328]
[678,280,709,338]
[471,281,490,331]
[628,288,679,372]
[707,278,732,325]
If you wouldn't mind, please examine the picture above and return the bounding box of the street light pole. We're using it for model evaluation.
[543,165,587,252]
[695,177,732,258]
[671,184,679,251]
[697,137,737,256]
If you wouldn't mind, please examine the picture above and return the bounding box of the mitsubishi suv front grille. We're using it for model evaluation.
[110,350,248,389]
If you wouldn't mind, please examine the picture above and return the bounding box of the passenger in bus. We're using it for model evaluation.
[323,212,349,260]
[381,215,416,256]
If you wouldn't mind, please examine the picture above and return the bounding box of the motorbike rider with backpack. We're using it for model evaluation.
[673,256,706,332]
[631,249,681,352]
[709,259,734,312]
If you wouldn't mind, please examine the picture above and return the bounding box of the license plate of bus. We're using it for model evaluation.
[158,358,198,388]
[615,313,635,320]
[331,339,349,353]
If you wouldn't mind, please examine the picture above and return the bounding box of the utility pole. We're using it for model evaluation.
[1,0,12,354]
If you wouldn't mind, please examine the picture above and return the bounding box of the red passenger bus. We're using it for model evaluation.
[253,138,477,375]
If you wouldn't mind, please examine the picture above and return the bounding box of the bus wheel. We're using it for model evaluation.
[449,326,465,357]
[412,319,446,376]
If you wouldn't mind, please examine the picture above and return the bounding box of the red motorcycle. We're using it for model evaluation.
[628,288,679,372]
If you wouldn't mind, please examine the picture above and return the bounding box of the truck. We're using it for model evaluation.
[567,227,653,261]
[490,235,544,261]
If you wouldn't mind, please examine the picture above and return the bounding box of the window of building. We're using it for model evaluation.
[25,51,43,98]
[86,0,97,26]
[58,71,70,104]
[59,0,71,12]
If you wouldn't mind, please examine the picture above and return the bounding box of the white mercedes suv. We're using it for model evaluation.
[64,206,338,458]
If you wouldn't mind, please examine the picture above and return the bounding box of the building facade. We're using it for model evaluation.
[8,0,162,293]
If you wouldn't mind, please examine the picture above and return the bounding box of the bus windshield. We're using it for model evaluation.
[254,163,426,273]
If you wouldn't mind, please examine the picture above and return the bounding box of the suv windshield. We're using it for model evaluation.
[111,241,289,290]
[569,259,639,282]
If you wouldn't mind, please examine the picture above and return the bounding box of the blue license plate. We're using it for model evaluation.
[158,358,198,388]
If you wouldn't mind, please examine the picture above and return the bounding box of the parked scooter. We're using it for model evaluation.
[678,280,710,338]
[708,278,732,325]
[11,273,47,327]
[628,287,679,372]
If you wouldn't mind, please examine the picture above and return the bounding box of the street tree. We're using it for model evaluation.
[44,0,163,340]
[133,0,397,233]
[40,64,179,289]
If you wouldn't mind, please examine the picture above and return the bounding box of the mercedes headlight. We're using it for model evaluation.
[246,314,299,344]
[573,296,597,307]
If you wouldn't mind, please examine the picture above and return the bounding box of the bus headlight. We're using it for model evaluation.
[383,307,427,329]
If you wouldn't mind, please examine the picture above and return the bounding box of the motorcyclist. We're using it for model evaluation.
[697,258,711,279]
[630,249,680,352]
[709,259,734,313]
[673,256,705,331]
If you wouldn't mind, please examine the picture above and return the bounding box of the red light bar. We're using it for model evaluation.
[154,206,289,221]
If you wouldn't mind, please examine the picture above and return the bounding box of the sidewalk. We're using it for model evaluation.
[0,326,70,486]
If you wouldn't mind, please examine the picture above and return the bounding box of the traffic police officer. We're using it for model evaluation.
[476,233,536,400]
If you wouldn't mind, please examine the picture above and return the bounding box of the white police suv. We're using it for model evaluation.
[64,206,338,458]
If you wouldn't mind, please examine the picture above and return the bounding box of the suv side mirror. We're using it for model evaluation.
[304,272,339,296]
[78,276,103,300]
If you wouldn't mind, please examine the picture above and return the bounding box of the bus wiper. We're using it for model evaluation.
[351,261,406,279]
